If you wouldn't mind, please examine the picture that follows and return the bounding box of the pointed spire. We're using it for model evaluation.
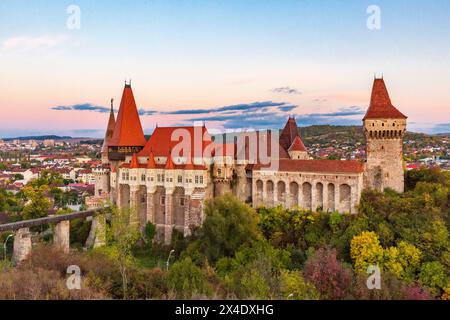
[109,83,147,147]
[363,78,407,120]
[165,150,175,170]
[147,150,156,169]
[101,98,117,163]
[130,153,139,169]
[280,116,300,151]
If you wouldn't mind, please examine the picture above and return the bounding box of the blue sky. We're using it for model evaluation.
[0,0,450,137]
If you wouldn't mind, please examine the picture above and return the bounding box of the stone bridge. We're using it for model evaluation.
[0,210,107,264]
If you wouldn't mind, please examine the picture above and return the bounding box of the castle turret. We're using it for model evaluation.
[108,82,147,161]
[363,78,407,193]
[101,99,116,164]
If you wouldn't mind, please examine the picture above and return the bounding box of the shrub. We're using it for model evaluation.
[167,257,211,299]
[303,247,353,300]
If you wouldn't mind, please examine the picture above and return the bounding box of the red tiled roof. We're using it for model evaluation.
[288,135,307,152]
[238,130,290,161]
[138,125,212,161]
[130,153,139,169]
[253,159,364,174]
[363,78,407,120]
[109,84,147,147]
[146,151,156,169]
[165,153,175,170]
[280,117,300,151]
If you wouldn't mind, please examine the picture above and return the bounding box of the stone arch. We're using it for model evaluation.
[316,182,324,210]
[173,187,185,229]
[277,181,286,203]
[339,184,351,213]
[255,179,263,205]
[289,182,299,207]
[266,180,274,206]
[302,182,312,211]
[327,183,335,211]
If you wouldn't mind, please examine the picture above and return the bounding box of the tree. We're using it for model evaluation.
[106,207,141,299]
[167,257,211,299]
[419,261,448,296]
[303,247,353,300]
[21,185,52,220]
[350,231,384,273]
[279,270,319,300]
[194,194,261,263]
[384,241,421,282]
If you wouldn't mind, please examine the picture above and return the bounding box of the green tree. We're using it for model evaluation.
[106,207,141,299]
[350,231,384,273]
[193,194,261,263]
[279,270,319,300]
[167,257,211,299]
[21,185,52,220]
[419,261,448,296]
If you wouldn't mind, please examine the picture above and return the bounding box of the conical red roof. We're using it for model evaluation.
[147,151,156,169]
[280,117,300,151]
[363,78,407,120]
[109,84,147,147]
[165,151,175,170]
[101,100,116,154]
[130,153,139,168]
[288,135,307,152]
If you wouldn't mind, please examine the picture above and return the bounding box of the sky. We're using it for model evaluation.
[0,0,450,138]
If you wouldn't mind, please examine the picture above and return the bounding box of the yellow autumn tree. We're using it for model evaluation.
[350,231,384,273]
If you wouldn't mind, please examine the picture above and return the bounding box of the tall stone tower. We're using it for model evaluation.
[363,78,407,193]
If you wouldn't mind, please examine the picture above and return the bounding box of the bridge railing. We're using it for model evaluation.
[0,209,103,232]
[0,209,108,264]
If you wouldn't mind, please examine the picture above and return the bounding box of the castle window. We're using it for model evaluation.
[178,175,182,183]
[200,175,204,184]
[372,123,375,127]
[160,196,165,205]
[170,178,173,182]
[382,123,384,127]
[157,174,161,182]
[162,174,165,181]
[141,174,145,182]
[195,176,199,184]
[217,169,222,175]
[180,197,185,206]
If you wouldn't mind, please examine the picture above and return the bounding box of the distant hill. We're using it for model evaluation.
[297,125,449,147]
[3,135,72,141]
[2,135,100,142]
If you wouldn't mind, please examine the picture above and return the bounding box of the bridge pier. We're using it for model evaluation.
[85,215,106,248]
[54,220,70,253]
[12,228,32,264]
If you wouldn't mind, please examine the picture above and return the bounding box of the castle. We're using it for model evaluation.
[94,77,407,243]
